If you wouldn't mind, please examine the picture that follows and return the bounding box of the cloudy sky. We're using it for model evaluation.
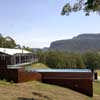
[0,0,100,48]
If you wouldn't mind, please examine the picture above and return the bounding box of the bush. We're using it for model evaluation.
[37,51,85,69]
[82,52,100,70]
[37,51,100,70]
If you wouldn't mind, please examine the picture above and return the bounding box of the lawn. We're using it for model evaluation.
[25,63,49,71]
[0,80,100,100]
[0,80,90,100]
[93,81,100,95]
[32,63,48,69]
[93,81,100,100]
[96,70,100,76]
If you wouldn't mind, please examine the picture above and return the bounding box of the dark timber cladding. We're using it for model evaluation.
[35,69,93,97]
[0,67,41,83]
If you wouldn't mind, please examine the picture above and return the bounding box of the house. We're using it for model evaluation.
[0,48,38,69]
[0,48,93,97]
[0,48,40,84]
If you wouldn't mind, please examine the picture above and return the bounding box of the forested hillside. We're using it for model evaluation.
[50,34,100,52]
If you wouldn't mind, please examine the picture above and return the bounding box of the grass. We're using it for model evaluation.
[0,80,100,100]
[0,80,11,86]
[93,81,100,100]
[96,70,100,76]
[93,81,100,95]
[0,80,91,100]
[31,63,49,69]
[25,63,49,71]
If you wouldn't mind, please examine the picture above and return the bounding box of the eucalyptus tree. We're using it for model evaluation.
[82,51,100,71]
[61,0,100,15]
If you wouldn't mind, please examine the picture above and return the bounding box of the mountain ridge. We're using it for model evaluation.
[50,33,100,52]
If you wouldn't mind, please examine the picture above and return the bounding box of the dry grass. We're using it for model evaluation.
[31,63,48,69]
[25,63,49,71]
[0,80,92,100]
[96,70,100,76]
[93,81,100,99]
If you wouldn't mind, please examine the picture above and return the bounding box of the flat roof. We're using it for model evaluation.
[0,48,31,55]
[31,69,91,73]
[7,62,33,68]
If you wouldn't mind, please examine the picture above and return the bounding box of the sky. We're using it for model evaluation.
[0,0,100,48]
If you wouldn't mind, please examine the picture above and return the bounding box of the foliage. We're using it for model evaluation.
[0,33,33,52]
[82,52,100,70]
[23,46,33,52]
[0,33,16,48]
[66,53,85,68]
[61,0,100,16]
[37,51,85,69]
[37,50,100,70]
[4,36,16,48]
[96,70,100,76]
[36,49,47,64]
[45,51,66,68]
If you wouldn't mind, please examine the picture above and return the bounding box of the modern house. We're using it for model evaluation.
[0,48,40,85]
[0,48,38,69]
[0,48,93,97]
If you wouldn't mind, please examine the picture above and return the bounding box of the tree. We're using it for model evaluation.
[39,51,85,69]
[5,36,16,48]
[64,53,85,68]
[15,44,21,49]
[45,51,61,68]
[0,34,17,48]
[61,0,100,16]
[0,34,4,47]
[82,52,100,70]
[22,46,33,53]
[36,50,47,64]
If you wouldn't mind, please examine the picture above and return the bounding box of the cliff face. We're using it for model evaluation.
[50,34,100,52]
